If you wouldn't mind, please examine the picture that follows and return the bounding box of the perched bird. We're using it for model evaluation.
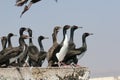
[27,28,48,67]
[47,25,70,67]
[56,25,70,67]
[47,26,61,67]
[7,33,17,49]
[62,25,83,65]
[63,33,93,66]
[17,27,29,66]
[26,28,39,67]
[0,35,30,67]
[37,35,49,67]
[68,25,83,50]
[0,36,7,50]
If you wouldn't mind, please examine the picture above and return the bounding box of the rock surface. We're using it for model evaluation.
[0,66,90,80]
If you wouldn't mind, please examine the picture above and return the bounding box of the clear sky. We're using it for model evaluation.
[0,0,120,78]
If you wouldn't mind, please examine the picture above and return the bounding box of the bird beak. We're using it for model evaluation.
[20,5,29,18]
[89,33,93,35]
[44,37,49,39]
[13,34,17,36]
[28,37,33,39]
[78,26,83,28]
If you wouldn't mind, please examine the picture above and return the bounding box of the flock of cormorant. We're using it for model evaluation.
[0,25,93,68]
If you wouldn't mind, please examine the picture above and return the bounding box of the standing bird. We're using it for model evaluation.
[62,25,82,65]
[63,33,93,66]
[0,33,17,67]
[47,26,61,67]
[0,35,30,67]
[47,25,70,67]
[0,36,7,50]
[7,33,17,49]
[16,27,29,66]
[68,25,83,50]
[56,25,70,67]
[37,35,49,67]
[27,28,48,67]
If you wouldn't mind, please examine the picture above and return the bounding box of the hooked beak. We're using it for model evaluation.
[13,34,17,36]
[89,33,93,35]
[78,26,83,28]
[20,5,29,18]
[44,37,49,39]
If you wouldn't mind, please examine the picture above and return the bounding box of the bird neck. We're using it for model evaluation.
[82,36,87,48]
[1,39,7,49]
[38,40,44,51]
[8,36,12,48]
[28,30,33,44]
[29,38,33,45]
[69,28,74,43]
[52,32,57,44]
[19,37,25,46]
[61,29,67,44]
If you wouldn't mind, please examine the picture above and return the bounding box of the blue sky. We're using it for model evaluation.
[0,0,120,78]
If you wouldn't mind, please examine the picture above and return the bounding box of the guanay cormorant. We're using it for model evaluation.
[0,33,17,67]
[47,26,61,67]
[37,35,49,67]
[47,25,70,67]
[63,32,93,66]
[16,27,29,66]
[27,28,48,67]
[0,36,7,50]
[27,28,39,67]
[68,25,83,50]
[7,33,17,49]
[62,25,83,65]
[56,25,70,67]
[0,34,30,67]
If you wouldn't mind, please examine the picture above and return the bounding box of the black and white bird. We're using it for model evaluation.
[63,25,82,65]
[56,25,70,67]
[47,25,70,67]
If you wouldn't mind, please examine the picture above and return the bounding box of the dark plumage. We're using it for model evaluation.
[27,28,48,67]
[20,0,41,17]
[63,33,93,66]
[47,25,70,67]
[16,27,29,66]
[0,36,7,50]
[47,26,61,67]
[68,25,83,50]
[20,0,58,17]
[7,33,17,48]
[0,35,30,67]
[37,35,49,66]
[16,0,29,6]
